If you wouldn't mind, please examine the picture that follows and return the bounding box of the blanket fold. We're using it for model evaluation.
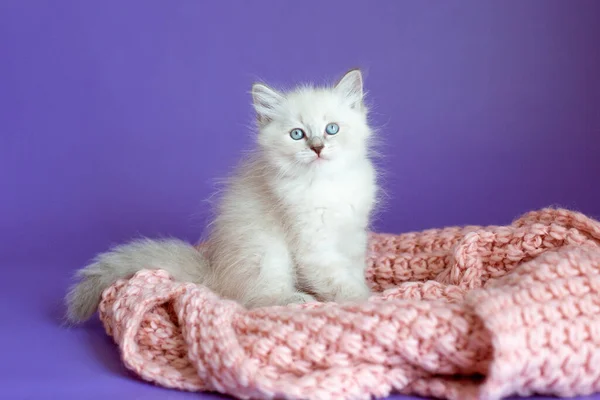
[98,208,600,400]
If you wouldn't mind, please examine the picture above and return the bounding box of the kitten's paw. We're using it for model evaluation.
[246,292,316,309]
[282,292,316,305]
[333,279,371,303]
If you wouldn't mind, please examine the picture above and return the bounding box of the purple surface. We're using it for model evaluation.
[1,1,599,399]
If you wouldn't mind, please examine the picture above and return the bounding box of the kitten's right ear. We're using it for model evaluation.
[251,83,283,125]
[334,69,364,109]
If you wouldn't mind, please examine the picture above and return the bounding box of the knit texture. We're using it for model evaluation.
[98,208,600,400]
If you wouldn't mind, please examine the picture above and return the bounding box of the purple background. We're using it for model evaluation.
[1,1,599,399]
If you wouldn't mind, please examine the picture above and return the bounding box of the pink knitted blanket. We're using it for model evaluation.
[99,208,600,400]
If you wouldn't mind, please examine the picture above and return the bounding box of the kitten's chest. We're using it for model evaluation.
[279,171,375,226]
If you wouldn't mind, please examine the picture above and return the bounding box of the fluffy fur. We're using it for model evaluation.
[66,69,378,322]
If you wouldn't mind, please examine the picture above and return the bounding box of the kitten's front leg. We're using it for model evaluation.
[297,251,371,303]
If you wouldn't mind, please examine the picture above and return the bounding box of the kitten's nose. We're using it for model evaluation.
[310,143,324,156]
[308,138,324,156]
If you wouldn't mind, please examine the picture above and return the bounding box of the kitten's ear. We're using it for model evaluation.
[334,69,364,109]
[252,83,283,125]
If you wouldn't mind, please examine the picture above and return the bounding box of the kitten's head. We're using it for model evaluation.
[251,69,372,172]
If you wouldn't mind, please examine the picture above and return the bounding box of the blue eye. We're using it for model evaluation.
[325,123,339,135]
[290,128,305,140]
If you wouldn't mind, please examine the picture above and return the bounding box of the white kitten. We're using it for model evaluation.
[66,69,378,322]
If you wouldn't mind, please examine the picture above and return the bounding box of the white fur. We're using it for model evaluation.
[66,69,378,322]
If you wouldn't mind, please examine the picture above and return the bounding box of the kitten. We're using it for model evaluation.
[66,69,378,322]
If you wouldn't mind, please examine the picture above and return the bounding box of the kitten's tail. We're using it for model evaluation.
[65,238,210,323]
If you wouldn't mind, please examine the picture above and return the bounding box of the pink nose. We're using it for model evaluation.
[310,143,324,156]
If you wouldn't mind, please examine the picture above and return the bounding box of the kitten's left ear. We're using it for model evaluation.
[334,69,364,109]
